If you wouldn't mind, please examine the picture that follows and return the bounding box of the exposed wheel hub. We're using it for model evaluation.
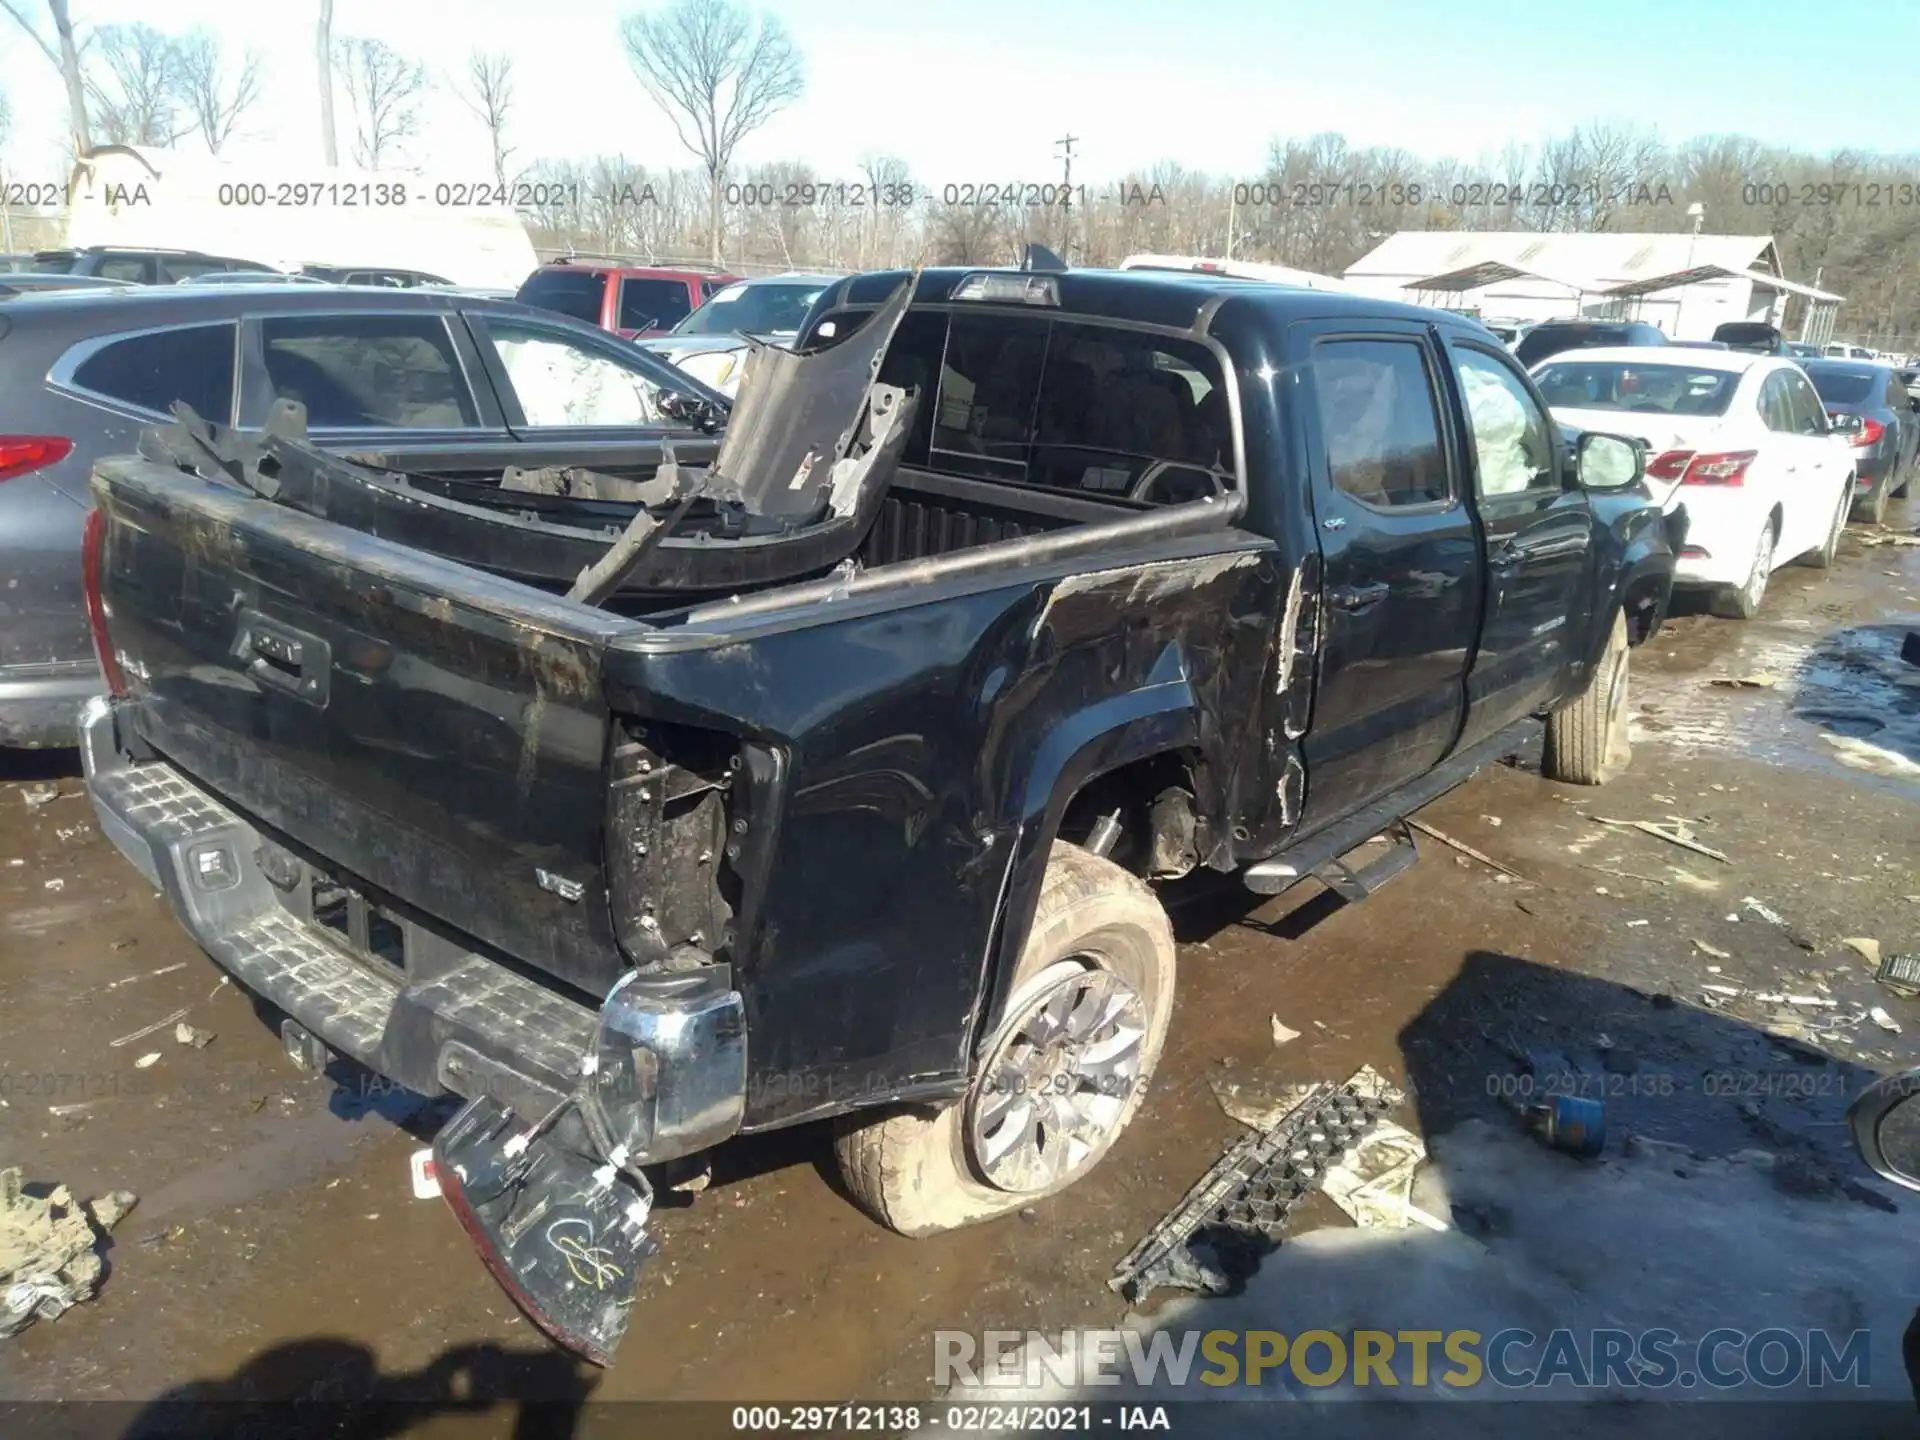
[966,961,1146,1194]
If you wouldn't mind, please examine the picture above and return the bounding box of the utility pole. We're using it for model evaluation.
[1055,133,1077,261]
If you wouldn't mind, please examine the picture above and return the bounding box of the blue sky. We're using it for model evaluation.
[1,0,1911,182]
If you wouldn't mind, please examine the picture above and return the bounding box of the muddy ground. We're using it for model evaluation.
[2,509,1917,1425]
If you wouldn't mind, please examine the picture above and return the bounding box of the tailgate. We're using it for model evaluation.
[91,455,640,995]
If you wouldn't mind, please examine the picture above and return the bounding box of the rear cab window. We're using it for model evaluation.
[67,324,239,421]
[259,314,478,428]
[515,269,608,327]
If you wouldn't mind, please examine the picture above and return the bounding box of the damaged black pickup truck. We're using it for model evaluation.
[78,267,1681,1363]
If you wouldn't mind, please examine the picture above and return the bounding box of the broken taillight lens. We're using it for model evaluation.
[1679,450,1757,486]
[1646,449,1695,481]
[0,434,72,481]
[81,506,128,697]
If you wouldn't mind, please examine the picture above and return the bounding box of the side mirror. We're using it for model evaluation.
[1847,1068,1920,1193]
[1575,430,1644,491]
[657,389,722,432]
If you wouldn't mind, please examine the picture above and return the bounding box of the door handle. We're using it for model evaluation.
[1330,581,1389,612]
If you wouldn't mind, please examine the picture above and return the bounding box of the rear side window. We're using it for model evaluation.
[70,323,238,420]
[1309,338,1450,508]
[261,314,477,428]
[617,278,693,331]
[162,257,226,283]
[516,269,607,326]
[95,256,150,283]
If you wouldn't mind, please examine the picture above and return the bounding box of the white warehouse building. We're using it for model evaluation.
[1340,231,1843,345]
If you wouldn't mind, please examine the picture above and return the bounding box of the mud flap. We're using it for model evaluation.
[432,1093,656,1367]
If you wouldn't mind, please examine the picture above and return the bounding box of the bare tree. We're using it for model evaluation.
[316,0,337,165]
[1,0,92,153]
[86,23,189,147]
[334,36,426,169]
[620,0,804,265]
[455,50,515,187]
[177,30,262,155]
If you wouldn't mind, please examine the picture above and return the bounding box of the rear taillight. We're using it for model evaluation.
[81,506,128,697]
[1852,417,1885,448]
[1646,449,1695,481]
[0,434,73,481]
[1679,450,1757,486]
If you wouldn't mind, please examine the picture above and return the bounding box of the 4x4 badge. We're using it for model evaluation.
[535,869,585,903]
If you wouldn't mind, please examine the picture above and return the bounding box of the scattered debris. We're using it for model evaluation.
[1480,815,1502,828]
[1115,1067,1402,1302]
[1843,938,1883,966]
[1708,674,1781,689]
[1406,819,1524,879]
[1700,983,1743,996]
[1269,1015,1300,1047]
[42,879,63,893]
[1859,526,1920,548]
[133,1053,160,1070]
[1877,953,1920,1000]
[1870,1007,1903,1035]
[20,784,59,810]
[1626,919,1650,928]
[103,962,185,992]
[1692,939,1732,960]
[0,1168,136,1337]
[109,1007,191,1049]
[1742,896,1817,950]
[1585,864,1670,887]
[1591,815,1730,864]
[1320,1123,1445,1232]
[46,1103,94,1119]
[173,1023,213,1050]
[1522,1095,1606,1158]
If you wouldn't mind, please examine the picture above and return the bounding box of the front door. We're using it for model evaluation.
[1295,322,1483,834]
[1445,340,1596,750]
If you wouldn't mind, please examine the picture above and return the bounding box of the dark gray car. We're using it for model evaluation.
[0,283,726,748]
[1800,358,1918,524]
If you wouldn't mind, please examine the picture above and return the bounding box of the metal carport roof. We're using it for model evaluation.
[1598,265,1845,303]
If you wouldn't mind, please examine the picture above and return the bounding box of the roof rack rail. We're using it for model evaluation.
[547,251,737,272]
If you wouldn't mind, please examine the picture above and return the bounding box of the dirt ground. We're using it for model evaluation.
[2,506,1917,1425]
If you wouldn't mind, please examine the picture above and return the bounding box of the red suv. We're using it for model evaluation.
[514,260,741,339]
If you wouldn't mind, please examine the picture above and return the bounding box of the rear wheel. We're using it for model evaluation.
[1856,473,1889,525]
[833,842,1176,1237]
[1542,610,1630,786]
[1894,452,1912,500]
[1799,486,1850,570]
[1711,521,1776,619]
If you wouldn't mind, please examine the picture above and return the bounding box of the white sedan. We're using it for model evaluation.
[1531,347,1857,619]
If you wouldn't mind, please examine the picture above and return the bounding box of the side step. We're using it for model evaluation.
[1244,717,1541,897]
[1305,821,1419,903]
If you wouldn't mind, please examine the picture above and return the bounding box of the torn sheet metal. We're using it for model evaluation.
[706,275,917,521]
[1111,1065,1402,1303]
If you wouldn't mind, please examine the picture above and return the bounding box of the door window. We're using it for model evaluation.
[1783,371,1829,435]
[70,323,238,420]
[485,319,690,428]
[1450,346,1557,498]
[95,256,150,282]
[1309,338,1450,508]
[261,314,478,428]
[1757,372,1794,432]
[617,278,693,332]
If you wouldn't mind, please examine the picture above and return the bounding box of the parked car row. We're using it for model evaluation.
[26,245,455,289]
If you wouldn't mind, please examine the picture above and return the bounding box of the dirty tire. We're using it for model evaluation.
[1798,486,1850,570]
[1894,457,1912,500]
[833,842,1176,1238]
[1710,521,1775,620]
[1856,474,1889,526]
[1542,609,1629,786]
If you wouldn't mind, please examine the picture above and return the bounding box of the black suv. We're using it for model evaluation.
[0,283,725,747]
[1514,319,1666,368]
[31,246,272,285]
